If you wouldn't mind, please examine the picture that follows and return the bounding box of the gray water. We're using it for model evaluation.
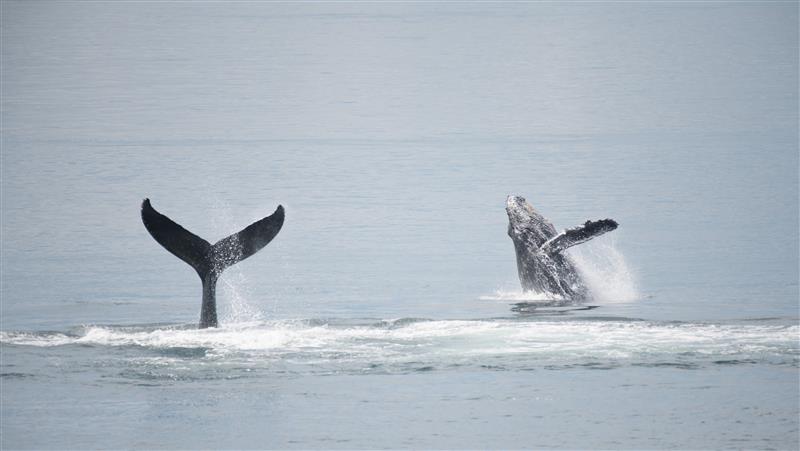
[1,2,798,449]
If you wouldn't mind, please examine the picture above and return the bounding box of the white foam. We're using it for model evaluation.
[0,331,75,347]
[479,289,563,302]
[2,321,797,365]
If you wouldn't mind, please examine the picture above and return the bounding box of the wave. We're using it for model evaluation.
[2,319,797,371]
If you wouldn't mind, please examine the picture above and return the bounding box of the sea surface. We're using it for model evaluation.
[1,2,798,449]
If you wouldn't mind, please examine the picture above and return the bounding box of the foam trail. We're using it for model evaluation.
[2,321,796,367]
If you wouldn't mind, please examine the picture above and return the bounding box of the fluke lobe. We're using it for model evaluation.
[141,199,284,328]
[506,195,617,300]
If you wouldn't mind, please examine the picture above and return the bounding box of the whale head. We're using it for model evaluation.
[505,195,557,248]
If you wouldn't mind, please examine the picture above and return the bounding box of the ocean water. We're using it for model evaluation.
[1,2,798,449]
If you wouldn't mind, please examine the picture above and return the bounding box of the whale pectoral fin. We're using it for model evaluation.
[141,199,212,274]
[539,218,618,254]
[212,205,285,269]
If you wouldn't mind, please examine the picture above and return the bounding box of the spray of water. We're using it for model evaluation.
[210,200,265,324]
[569,237,638,303]
[483,237,638,303]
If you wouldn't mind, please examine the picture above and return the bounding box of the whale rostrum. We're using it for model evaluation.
[141,199,284,328]
[506,195,617,300]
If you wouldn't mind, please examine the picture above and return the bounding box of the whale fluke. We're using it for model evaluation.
[209,206,285,270]
[141,199,213,274]
[539,218,618,255]
[141,199,285,328]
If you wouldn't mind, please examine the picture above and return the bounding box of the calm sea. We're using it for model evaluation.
[2,2,798,449]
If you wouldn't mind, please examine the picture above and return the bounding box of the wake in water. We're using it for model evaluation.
[2,318,797,377]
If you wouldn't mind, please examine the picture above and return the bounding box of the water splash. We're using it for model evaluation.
[569,237,639,303]
[485,238,638,304]
[218,273,264,324]
[479,288,564,303]
[209,200,265,324]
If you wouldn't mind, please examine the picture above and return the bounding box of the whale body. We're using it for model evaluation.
[506,195,617,300]
[141,199,284,328]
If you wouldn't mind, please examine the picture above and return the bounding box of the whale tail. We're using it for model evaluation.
[538,218,618,255]
[141,199,285,328]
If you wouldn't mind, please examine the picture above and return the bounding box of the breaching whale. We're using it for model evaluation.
[506,195,617,300]
[141,199,284,328]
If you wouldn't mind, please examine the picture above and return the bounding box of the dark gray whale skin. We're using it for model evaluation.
[506,195,617,300]
[141,199,284,328]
